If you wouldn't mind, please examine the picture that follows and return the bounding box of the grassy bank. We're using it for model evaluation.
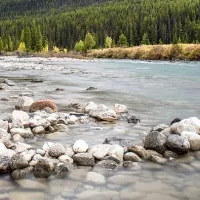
[88,44,200,61]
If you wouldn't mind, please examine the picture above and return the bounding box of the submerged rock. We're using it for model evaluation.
[144,131,167,154]
[86,171,106,184]
[95,160,118,170]
[151,124,169,132]
[11,166,33,180]
[33,158,55,178]
[127,116,140,124]
[55,162,74,178]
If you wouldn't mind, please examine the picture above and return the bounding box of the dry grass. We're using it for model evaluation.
[88,44,200,61]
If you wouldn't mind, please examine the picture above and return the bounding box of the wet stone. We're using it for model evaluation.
[95,160,118,170]
[124,152,142,162]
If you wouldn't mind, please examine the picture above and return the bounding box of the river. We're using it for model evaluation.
[0,56,200,200]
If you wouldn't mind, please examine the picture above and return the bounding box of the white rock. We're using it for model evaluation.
[58,155,74,164]
[42,142,54,151]
[84,101,98,113]
[108,144,124,161]
[180,117,200,134]
[88,144,111,159]
[181,131,200,151]
[86,172,106,184]
[36,149,46,156]
[73,140,89,153]
[48,143,66,157]
[47,113,59,125]
[114,104,128,114]
[177,123,198,135]
[12,110,29,122]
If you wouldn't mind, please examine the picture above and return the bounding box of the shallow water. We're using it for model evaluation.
[0,57,200,200]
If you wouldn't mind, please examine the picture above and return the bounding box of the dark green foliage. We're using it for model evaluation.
[0,0,200,52]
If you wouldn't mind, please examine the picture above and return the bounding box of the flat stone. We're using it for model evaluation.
[149,155,167,164]
[9,191,45,200]
[151,124,169,132]
[108,175,135,185]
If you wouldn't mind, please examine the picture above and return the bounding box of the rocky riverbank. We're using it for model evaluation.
[1,79,200,180]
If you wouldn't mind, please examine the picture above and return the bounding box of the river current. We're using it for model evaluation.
[0,56,200,200]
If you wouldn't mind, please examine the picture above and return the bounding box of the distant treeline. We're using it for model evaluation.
[0,0,200,52]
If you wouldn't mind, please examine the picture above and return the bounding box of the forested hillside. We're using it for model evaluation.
[0,0,200,53]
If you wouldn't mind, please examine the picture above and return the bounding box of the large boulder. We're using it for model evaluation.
[73,153,95,166]
[15,97,34,111]
[166,134,190,155]
[73,140,89,153]
[181,131,200,151]
[144,131,167,154]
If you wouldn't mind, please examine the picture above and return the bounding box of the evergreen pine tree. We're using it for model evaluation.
[141,33,150,45]
[0,37,4,53]
[35,25,43,52]
[8,36,13,51]
[74,40,85,52]
[31,21,38,51]
[117,33,128,47]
